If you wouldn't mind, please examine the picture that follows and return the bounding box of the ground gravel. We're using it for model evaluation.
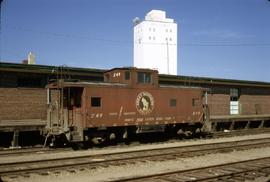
[1,133,270,182]
[5,147,270,182]
[1,133,270,164]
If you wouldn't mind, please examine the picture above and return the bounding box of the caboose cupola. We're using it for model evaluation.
[104,67,159,88]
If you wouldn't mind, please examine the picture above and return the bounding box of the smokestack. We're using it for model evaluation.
[27,52,36,64]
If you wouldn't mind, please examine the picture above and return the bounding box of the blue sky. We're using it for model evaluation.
[1,0,270,81]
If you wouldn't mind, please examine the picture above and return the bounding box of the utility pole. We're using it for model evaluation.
[0,0,3,62]
[166,39,170,74]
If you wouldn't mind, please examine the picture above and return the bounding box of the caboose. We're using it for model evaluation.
[46,67,207,146]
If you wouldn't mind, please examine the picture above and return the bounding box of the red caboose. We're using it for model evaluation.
[46,67,206,145]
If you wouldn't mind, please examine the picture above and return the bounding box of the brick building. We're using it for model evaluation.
[0,62,270,145]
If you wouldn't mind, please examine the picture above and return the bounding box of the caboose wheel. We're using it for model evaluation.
[49,136,56,148]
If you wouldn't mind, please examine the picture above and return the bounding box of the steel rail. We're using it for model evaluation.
[113,157,270,182]
[0,137,270,178]
[0,147,70,157]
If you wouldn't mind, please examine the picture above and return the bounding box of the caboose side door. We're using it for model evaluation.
[66,87,85,142]
[65,87,84,128]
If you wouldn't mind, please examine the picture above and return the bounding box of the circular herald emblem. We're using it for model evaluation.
[136,91,154,115]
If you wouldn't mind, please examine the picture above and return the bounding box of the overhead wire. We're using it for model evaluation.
[4,25,270,47]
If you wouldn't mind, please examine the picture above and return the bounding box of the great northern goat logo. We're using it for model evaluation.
[136,92,154,115]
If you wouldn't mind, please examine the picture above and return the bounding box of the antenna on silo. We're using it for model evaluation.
[132,17,140,26]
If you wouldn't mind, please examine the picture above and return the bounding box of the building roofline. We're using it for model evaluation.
[159,74,270,88]
[134,20,177,26]
[1,62,270,88]
[104,67,158,73]
[0,62,104,77]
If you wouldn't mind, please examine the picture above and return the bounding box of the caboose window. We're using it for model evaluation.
[91,97,101,107]
[137,72,151,84]
[125,71,130,80]
[170,99,177,107]
[105,74,110,81]
[192,98,200,107]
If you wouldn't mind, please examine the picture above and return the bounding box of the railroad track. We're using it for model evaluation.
[212,128,270,138]
[0,147,48,156]
[0,137,270,179]
[114,157,270,182]
[0,147,70,157]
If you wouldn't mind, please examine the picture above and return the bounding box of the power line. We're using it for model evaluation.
[1,48,25,58]
[6,26,130,44]
[180,43,270,47]
[4,25,270,47]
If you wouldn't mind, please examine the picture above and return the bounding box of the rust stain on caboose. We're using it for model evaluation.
[47,67,205,143]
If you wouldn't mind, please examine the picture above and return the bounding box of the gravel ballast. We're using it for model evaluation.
[1,133,270,164]
[4,147,270,182]
[1,133,270,182]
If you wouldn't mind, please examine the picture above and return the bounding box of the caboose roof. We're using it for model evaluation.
[47,80,204,90]
[104,67,158,73]
[47,81,127,88]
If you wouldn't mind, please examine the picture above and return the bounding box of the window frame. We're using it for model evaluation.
[125,71,130,80]
[192,98,200,107]
[230,88,240,101]
[137,72,152,84]
[170,98,177,107]
[91,97,102,107]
